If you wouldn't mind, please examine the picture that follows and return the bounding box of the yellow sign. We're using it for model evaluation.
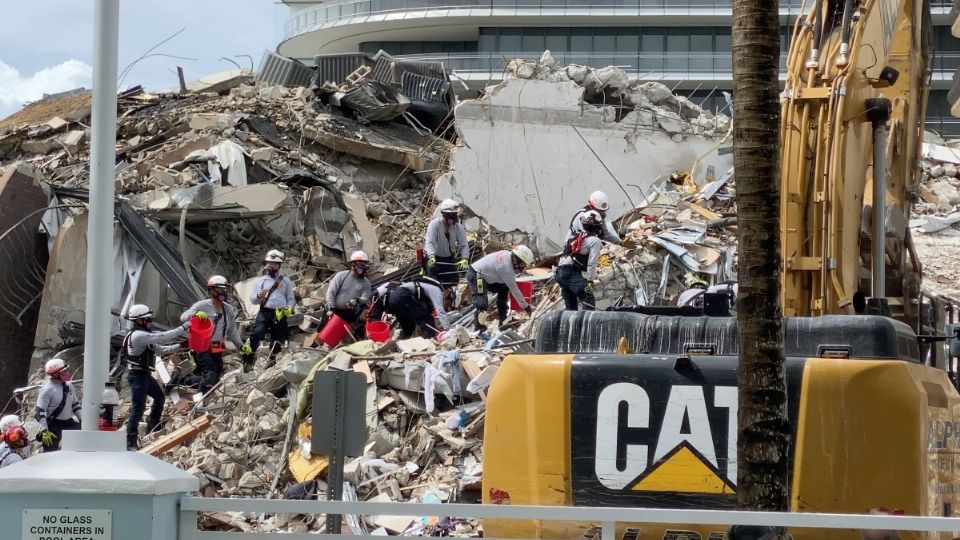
[631,442,735,495]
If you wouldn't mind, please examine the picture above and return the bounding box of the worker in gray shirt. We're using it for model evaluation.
[247,249,296,371]
[34,357,81,452]
[424,199,470,286]
[170,275,247,395]
[369,276,452,339]
[326,250,373,328]
[122,304,189,450]
[565,190,622,245]
[467,245,535,328]
[556,210,604,311]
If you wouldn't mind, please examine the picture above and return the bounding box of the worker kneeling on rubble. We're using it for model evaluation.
[566,191,621,245]
[172,275,246,395]
[123,304,189,451]
[34,357,81,452]
[556,210,604,311]
[0,415,30,468]
[326,251,373,329]
[370,276,451,339]
[247,249,296,372]
[467,246,535,328]
[424,199,470,287]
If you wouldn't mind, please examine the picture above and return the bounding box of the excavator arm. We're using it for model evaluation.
[780,0,930,324]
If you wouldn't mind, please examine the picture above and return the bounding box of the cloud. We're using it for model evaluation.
[0,59,92,116]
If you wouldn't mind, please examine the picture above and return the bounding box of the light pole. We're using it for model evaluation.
[81,0,120,430]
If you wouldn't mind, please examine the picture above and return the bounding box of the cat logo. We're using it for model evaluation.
[593,383,737,495]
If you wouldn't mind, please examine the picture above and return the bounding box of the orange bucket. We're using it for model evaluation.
[188,315,214,352]
[366,321,391,343]
[510,281,535,311]
[317,314,351,347]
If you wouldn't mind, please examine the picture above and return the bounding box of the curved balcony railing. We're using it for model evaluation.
[283,0,954,39]
[370,51,960,77]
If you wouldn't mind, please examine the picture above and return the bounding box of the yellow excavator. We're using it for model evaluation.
[482,0,960,538]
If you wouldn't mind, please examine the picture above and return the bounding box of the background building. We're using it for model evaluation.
[277,1,959,134]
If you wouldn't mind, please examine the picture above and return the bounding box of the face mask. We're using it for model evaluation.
[354,266,368,278]
[444,214,459,226]
[267,268,279,278]
[145,321,155,331]
[59,372,72,383]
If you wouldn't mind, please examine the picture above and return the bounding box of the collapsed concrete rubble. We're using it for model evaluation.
[910,133,960,301]
[437,53,734,253]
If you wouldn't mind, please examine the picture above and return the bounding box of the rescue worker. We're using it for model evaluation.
[246,249,296,371]
[122,304,189,451]
[325,251,373,327]
[0,415,29,468]
[566,190,622,245]
[555,210,604,311]
[424,199,470,287]
[34,357,81,452]
[467,245,535,327]
[676,276,710,307]
[171,275,247,395]
[369,276,451,339]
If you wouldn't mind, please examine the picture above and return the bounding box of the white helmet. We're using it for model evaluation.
[350,250,370,264]
[580,210,603,227]
[126,304,154,321]
[207,275,230,288]
[0,415,23,432]
[438,199,461,214]
[512,245,534,266]
[265,249,284,263]
[588,191,610,212]
[45,357,67,376]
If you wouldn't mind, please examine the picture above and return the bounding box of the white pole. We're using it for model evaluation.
[81,0,120,430]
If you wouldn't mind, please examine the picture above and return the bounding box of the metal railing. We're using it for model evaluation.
[178,497,960,539]
[283,0,954,38]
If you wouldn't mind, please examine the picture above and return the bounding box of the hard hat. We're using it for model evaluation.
[588,191,610,212]
[126,304,154,321]
[0,415,23,432]
[438,199,461,214]
[350,251,370,264]
[580,210,603,227]
[265,249,284,263]
[207,275,230,288]
[512,245,535,266]
[45,357,67,376]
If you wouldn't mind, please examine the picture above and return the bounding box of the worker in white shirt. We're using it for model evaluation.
[466,246,535,328]
[247,249,296,370]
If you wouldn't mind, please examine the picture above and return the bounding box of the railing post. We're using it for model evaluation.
[601,521,616,540]
[178,507,198,540]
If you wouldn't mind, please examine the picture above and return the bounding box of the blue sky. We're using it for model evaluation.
[0,1,285,118]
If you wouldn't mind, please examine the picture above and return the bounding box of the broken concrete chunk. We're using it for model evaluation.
[189,112,239,131]
[259,85,290,101]
[238,471,266,490]
[250,146,276,163]
[59,129,85,149]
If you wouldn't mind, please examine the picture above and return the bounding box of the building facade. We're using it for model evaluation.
[277,1,959,134]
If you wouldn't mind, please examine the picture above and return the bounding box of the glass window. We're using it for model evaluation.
[715,33,731,53]
[640,32,664,53]
[499,28,522,52]
[617,34,639,54]
[479,32,496,52]
[570,29,593,53]
[546,31,568,52]
[594,33,616,52]
[522,29,545,52]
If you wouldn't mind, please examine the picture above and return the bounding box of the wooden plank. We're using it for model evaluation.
[288,451,329,483]
[140,414,212,456]
[461,358,486,401]
[685,202,721,221]
[353,359,375,384]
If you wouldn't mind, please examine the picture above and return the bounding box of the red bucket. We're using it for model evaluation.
[510,281,535,311]
[366,321,391,343]
[188,315,214,352]
[317,314,351,347]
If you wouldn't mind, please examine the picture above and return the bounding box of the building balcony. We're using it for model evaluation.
[381,51,959,90]
[280,0,954,51]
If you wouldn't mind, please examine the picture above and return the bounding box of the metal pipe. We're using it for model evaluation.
[81,0,120,431]
[866,98,892,301]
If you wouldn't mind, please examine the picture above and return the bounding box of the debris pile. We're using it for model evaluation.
[911,135,960,300]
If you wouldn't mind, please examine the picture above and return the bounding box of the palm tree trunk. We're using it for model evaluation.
[732,0,790,513]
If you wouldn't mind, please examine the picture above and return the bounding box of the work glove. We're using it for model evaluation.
[347,298,360,308]
[585,282,594,294]
[274,308,287,321]
[194,311,208,320]
[283,307,294,318]
[427,255,437,269]
[39,430,57,446]
[457,258,469,271]
[241,341,253,355]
